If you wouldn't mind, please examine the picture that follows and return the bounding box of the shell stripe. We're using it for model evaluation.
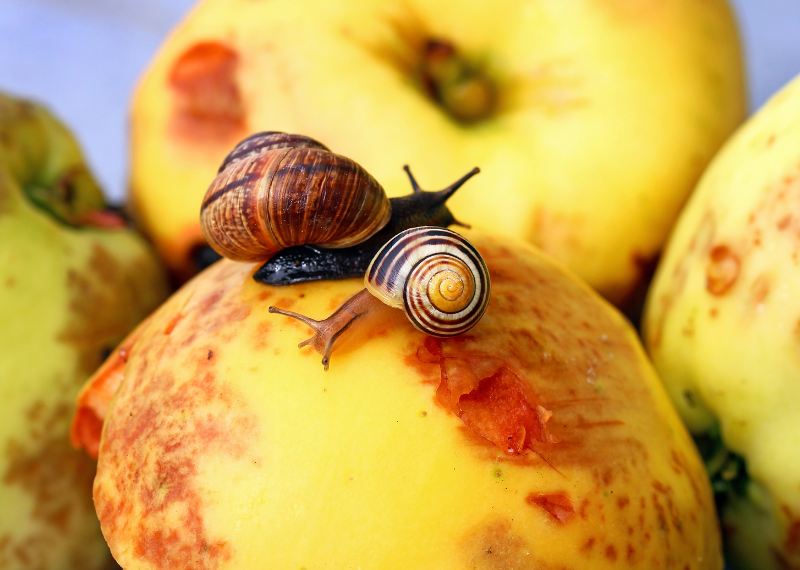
[368,228,465,288]
[365,227,491,336]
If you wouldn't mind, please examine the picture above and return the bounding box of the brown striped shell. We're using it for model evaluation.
[365,227,490,336]
[200,132,392,262]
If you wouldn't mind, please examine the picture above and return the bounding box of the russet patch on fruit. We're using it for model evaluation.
[644,72,800,570]
[74,230,722,569]
[0,92,169,570]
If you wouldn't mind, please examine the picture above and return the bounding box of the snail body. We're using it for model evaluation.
[200,132,391,262]
[270,227,491,370]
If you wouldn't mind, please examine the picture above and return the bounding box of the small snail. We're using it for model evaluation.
[199,131,478,283]
[269,226,491,370]
[200,131,391,262]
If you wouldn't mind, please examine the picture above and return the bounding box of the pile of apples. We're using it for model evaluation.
[2,1,798,569]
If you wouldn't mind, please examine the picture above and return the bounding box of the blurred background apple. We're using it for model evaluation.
[0,0,800,201]
[0,0,797,207]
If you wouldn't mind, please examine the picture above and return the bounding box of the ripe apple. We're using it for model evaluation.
[74,230,722,569]
[0,93,169,570]
[643,73,800,570]
[128,0,745,304]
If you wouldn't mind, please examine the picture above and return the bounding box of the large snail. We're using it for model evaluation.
[200,131,478,285]
[200,132,391,262]
[199,131,491,369]
[269,226,491,370]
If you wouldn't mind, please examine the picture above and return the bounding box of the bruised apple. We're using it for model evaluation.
[74,231,721,569]
[643,74,800,569]
[0,93,168,570]
[128,0,745,304]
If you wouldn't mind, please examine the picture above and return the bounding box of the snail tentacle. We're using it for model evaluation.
[268,289,385,371]
[253,166,479,286]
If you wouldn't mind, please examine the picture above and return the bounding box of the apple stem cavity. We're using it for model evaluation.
[418,39,496,124]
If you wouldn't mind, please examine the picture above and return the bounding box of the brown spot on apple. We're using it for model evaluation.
[706,244,740,296]
[70,316,152,458]
[95,295,261,570]
[778,214,793,231]
[169,41,246,144]
[605,544,618,561]
[750,273,771,307]
[3,399,97,568]
[460,520,547,570]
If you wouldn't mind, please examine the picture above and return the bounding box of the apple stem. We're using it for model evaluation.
[418,39,496,124]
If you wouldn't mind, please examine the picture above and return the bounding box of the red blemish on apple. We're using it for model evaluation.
[578,499,590,520]
[458,368,550,455]
[581,537,595,552]
[169,41,245,143]
[164,312,184,334]
[416,337,552,456]
[617,496,630,509]
[605,544,617,561]
[71,318,150,458]
[750,273,771,306]
[526,493,575,523]
[781,505,800,555]
[706,245,740,296]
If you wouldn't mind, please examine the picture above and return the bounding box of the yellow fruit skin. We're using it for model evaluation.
[0,94,170,570]
[128,0,744,303]
[91,231,721,569]
[643,74,800,569]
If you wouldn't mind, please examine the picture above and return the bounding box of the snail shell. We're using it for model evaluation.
[200,132,392,262]
[365,226,490,336]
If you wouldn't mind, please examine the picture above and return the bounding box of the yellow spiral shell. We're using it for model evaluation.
[365,227,490,336]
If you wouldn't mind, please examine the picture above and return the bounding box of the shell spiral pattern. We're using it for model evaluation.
[365,227,490,336]
[200,132,391,262]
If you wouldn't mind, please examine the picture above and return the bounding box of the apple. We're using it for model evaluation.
[127,0,745,305]
[0,93,169,570]
[643,73,800,570]
[74,230,721,569]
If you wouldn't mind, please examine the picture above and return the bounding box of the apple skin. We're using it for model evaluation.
[79,230,721,569]
[643,73,800,570]
[128,0,745,303]
[0,93,169,570]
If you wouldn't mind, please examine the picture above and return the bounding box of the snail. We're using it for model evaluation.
[200,131,391,263]
[269,226,491,370]
[198,131,478,284]
[198,131,491,370]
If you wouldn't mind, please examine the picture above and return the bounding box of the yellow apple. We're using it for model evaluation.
[643,73,800,570]
[0,93,169,570]
[127,0,745,304]
[75,230,721,569]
